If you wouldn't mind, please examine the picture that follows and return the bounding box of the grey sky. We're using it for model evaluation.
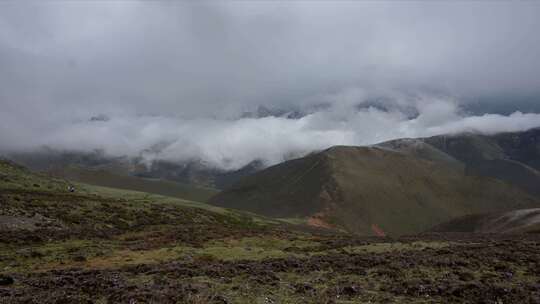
[1,1,540,169]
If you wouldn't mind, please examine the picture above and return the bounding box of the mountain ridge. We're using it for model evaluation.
[209,145,540,235]
[378,128,540,196]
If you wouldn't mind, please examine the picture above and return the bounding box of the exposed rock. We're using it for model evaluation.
[0,275,14,286]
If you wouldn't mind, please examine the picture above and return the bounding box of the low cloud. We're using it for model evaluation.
[2,95,539,170]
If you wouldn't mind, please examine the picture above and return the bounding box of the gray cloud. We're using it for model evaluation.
[1,2,540,169]
[3,96,540,170]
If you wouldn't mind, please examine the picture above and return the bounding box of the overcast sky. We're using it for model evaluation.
[1,1,540,169]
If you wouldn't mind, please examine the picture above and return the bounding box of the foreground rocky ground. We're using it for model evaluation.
[1,232,540,303]
[1,160,540,303]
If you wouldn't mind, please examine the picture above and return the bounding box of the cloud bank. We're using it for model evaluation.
[2,96,539,170]
[1,2,540,169]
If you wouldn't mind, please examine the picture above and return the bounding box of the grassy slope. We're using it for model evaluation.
[327,146,540,235]
[210,152,332,217]
[0,159,227,214]
[209,146,540,236]
[47,165,218,202]
[0,158,286,253]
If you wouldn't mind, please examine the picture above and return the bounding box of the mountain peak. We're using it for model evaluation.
[209,143,540,236]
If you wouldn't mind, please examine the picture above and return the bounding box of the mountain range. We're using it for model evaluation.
[379,127,540,197]
[4,128,540,236]
[209,142,540,235]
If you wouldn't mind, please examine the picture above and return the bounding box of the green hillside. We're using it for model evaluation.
[47,165,218,202]
[0,159,276,242]
[209,146,540,236]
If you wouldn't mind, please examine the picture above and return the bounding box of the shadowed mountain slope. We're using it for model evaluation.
[5,150,262,190]
[378,128,540,196]
[431,208,540,234]
[209,146,540,235]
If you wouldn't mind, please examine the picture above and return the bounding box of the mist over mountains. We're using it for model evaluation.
[3,96,540,171]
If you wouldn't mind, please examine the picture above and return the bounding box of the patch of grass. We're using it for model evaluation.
[39,237,319,270]
[200,246,290,261]
[0,239,115,272]
[340,241,450,254]
[76,183,227,213]
[277,217,308,225]
[200,236,316,261]
[4,236,320,272]
[70,247,190,269]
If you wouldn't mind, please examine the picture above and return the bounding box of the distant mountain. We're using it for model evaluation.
[134,159,264,190]
[378,128,540,196]
[5,148,135,174]
[209,146,540,235]
[240,105,306,119]
[5,149,261,190]
[430,208,540,234]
